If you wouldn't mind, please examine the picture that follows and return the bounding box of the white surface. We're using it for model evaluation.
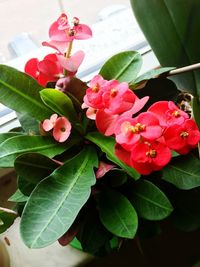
[1,219,92,267]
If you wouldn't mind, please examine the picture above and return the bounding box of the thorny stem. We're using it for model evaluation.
[166,62,200,77]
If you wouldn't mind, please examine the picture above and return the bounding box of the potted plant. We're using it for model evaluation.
[0,11,200,266]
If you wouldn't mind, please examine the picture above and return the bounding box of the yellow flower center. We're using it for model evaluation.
[180,131,189,138]
[146,149,157,158]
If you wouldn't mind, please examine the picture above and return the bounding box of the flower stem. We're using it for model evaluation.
[167,63,200,77]
[66,41,73,58]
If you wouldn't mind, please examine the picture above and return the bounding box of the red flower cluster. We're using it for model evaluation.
[25,13,92,86]
[83,76,200,175]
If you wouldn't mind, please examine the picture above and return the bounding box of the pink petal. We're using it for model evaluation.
[53,117,71,142]
[86,107,97,120]
[42,41,68,54]
[96,161,115,179]
[49,21,70,42]
[96,109,118,136]
[74,24,92,40]
[57,51,85,73]
[42,119,54,132]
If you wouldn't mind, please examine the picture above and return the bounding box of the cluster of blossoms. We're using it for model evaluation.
[25,13,92,86]
[83,75,200,175]
[24,13,92,142]
[24,13,200,175]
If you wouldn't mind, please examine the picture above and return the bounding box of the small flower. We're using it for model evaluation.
[148,101,189,127]
[42,114,71,143]
[163,119,200,154]
[115,112,162,150]
[83,75,108,109]
[53,117,71,143]
[24,54,63,86]
[49,13,92,43]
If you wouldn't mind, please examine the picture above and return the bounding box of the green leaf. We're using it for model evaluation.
[9,189,29,202]
[0,207,18,233]
[0,65,52,120]
[0,132,24,144]
[130,0,200,95]
[0,135,73,167]
[20,146,98,248]
[130,180,173,220]
[99,51,142,82]
[133,67,175,85]
[98,189,138,238]
[40,89,77,121]
[17,113,40,134]
[134,78,179,110]
[15,153,59,196]
[162,154,200,190]
[86,132,140,180]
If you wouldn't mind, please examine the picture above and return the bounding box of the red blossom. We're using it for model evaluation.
[115,141,171,175]
[24,54,63,86]
[115,112,163,150]
[148,101,189,127]
[163,119,200,154]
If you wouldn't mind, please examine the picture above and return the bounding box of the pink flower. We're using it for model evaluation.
[163,119,200,154]
[148,101,189,127]
[49,13,92,43]
[83,75,108,109]
[42,114,71,143]
[115,112,162,150]
[24,54,63,86]
[102,81,138,115]
[53,117,71,143]
[96,161,115,179]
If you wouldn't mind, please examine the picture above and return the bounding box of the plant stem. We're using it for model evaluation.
[167,63,200,77]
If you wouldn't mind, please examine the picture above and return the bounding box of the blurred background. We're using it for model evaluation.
[0,0,131,63]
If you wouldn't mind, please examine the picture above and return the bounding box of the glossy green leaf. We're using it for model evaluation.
[99,51,142,82]
[130,0,200,95]
[0,135,72,167]
[20,146,98,248]
[133,67,175,85]
[15,153,59,196]
[130,180,173,220]
[0,207,18,233]
[98,189,138,238]
[0,132,24,144]
[40,89,77,121]
[86,132,140,180]
[162,154,200,190]
[0,65,52,120]
[9,189,29,202]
